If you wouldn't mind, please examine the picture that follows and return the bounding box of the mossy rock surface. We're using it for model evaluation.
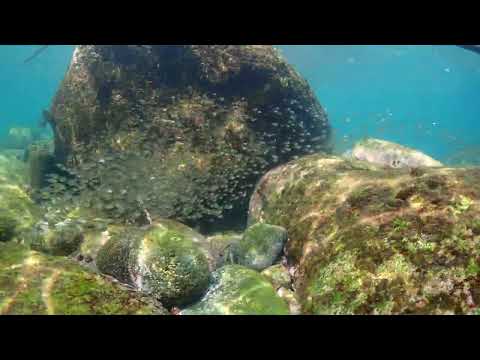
[28,222,85,256]
[261,264,292,290]
[231,223,287,271]
[249,154,480,314]
[206,232,243,269]
[181,265,289,315]
[0,242,166,315]
[97,219,212,308]
[49,45,332,231]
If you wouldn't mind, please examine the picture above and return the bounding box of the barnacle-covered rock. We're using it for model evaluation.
[0,242,167,315]
[180,265,289,315]
[49,45,332,231]
[249,153,480,314]
[348,138,443,168]
[231,223,287,271]
[97,219,212,307]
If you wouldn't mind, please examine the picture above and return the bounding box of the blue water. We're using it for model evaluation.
[0,45,74,137]
[278,45,480,162]
[1,45,480,163]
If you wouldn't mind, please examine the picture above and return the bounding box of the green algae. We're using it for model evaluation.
[249,154,480,314]
[181,265,289,315]
[0,242,165,315]
[231,223,287,271]
[97,220,211,308]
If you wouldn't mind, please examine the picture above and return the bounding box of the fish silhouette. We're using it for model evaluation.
[24,45,49,63]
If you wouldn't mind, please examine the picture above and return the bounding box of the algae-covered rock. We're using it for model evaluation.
[97,219,212,307]
[48,45,332,231]
[249,153,480,314]
[0,242,167,315]
[350,138,443,168]
[76,228,112,267]
[28,221,84,256]
[181,265,289,315]
[231,223,287,271]
[206,232,243,269]
[261,264,292,290]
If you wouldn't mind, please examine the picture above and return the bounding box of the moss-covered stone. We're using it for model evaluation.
[249,154,480,314]
[0,242,167,315]
[48,45,332,231]
[96,225,135,284]
[231,223,287,271]
[206,232,243,269]
[97,219,212,308]
[261,264,292,290]
[28,221,84,256]
[180,265,289,315]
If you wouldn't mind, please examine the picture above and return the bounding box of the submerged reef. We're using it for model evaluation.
[48,45,332,232]
[249,154,480,314]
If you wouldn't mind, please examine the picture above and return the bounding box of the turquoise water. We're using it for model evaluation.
[0,45,74,138]
[1,45,480,163]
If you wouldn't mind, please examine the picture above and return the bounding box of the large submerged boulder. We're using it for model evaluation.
[48,45,332,231]
[0,242,166,315]
[249,154,480,314]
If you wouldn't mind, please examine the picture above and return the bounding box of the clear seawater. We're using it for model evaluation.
[1,45,480,164]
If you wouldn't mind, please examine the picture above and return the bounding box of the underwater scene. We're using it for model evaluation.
[1,45,480,315]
